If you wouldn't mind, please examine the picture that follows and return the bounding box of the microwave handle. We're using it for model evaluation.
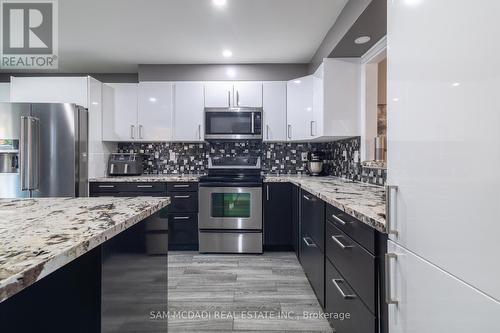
[251,112,255,134]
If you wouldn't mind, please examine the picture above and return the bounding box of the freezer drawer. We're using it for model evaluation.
[199,232,262,254]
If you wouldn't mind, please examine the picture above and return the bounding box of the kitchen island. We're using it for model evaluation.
[0,197,170,333]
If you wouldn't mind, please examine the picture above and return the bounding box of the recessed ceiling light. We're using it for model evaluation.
[354,36,371,45]
[452,82,460,87]
[212,0,227,7]
[149,97,157,102]
[226,68,236,78]
[293,80,301,84]
[222,49,232,58]
[404,0,422,7]
[392,97,400,102]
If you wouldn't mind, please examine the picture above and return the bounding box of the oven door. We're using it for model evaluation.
[199,185,262,230]
[205,109,262,140]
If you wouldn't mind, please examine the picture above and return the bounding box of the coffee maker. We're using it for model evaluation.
[307,150,326,176]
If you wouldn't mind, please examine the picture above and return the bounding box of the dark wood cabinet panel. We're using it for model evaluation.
[325,259,376,333]
[291,184,300,258]
[167,182,198,192]
[168,192,198,213]
[264,183,292,250]
[168,213,199,250]
[300,234,325,307]
[301,190,325,252]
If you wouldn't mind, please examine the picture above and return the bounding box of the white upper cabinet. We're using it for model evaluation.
[387,0,500,301]
[10,77,89,108]
[286,59,360,141]
[102,83,138,141]
[286,75,314,141]
[204,82,233,108]
[233,82,263,107]
[262,81,287,142]
[138,82,173,141]
[204,81,263,108]
[0,83,10,102]
[172,82,204,142]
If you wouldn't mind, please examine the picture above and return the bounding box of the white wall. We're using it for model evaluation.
[0,83,10,102]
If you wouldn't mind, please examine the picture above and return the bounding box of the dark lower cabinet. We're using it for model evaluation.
[291,184,300,258]
[325,259,376,333]
[300,233,325,307]
[168,213,199,250]
[264,183,292,250]
[301,189,325,251]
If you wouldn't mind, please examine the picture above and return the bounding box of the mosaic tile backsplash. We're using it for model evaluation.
[117,137,387,186]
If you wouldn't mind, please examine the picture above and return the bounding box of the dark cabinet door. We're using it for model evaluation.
[291,184,300,258]
[169,192,198,213]
[300,234,325,307]
[168,213,199,250]
[263,183,292,249]
[300,190,325,251]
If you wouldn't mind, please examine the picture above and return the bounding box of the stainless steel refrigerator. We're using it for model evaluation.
[0,103,88,198]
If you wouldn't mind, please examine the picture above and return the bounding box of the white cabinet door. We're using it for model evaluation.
[233,82,263,107]
[312,65,324,138]
[387,241,500,333]
[138,82,173,141]
[262,82,287,142]
[286,76,313,141]
[204,82,233,108]
[102,83,138,141]
[387,0,500,300]
[173,82,204,142]
[10,77,89,107]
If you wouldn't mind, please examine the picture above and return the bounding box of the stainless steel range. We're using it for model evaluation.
[198,156,263,254]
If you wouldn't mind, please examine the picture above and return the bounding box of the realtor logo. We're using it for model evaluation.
[1,0,58,69]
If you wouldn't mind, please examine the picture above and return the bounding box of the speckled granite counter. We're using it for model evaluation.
[0,197,169,303]
[265,175,386,233]
[89,174,202,182]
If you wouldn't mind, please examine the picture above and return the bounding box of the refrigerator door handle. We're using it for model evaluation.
[20,116,40,191]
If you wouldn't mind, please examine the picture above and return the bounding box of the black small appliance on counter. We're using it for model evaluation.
[307,150,326,176]
[107,153,143,176]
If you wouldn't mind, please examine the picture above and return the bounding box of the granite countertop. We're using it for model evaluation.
[89,174,202,182]
[0,197,170,303]
[265,175,386,233]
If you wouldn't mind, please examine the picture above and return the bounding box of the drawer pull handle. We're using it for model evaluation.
[302,194,312,201]
[174,195,190,199]
[173,216,190,220]
[98,185,115,188]
[137,185,153,188]
[331,235,354,249]
[331,214,348,225]
[173,184,190,188]
[331,279,356,299]
[302,237,317,247]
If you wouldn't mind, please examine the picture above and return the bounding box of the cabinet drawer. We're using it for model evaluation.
[300,235,324,307]
[169,192,198,213]
[325,260,376,333]
[90,182,125,193]
[301,190,325,251]
[326,222,376,314]
[90,182,167,194]
[168,214,198,248]
[167,182,198,192]
[326,204,375,254]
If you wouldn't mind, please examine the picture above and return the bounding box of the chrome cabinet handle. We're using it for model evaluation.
[310,120,314,136]
[137,185,153,188]
[173,184,190,188]
[174,195,190,199]
[266,185,270,201]
[131,125,135,139]
[331,279,356,299]
[302,194,310,201]
[139,124,144,139]
[173,216,190,220]
[302,237,317,247]
[287,124,292,139]
[228,90,231,107]
[236,90,240,106]
[198,124,202,140]
[331,235,354,249]
[386,185,399,236]
[331,214,348,225]
[385,253,398,305]
[266,124,270,140]
[98,185,115,188]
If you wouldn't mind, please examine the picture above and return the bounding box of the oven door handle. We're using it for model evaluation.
[199,182,263,188]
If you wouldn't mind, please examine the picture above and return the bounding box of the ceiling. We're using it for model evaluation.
[46,0,349,73]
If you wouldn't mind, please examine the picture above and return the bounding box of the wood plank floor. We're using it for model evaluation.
[168,251,333,333]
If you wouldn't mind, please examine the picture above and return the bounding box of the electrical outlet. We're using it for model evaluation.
[301,152,308,162]
[354,150,360,163]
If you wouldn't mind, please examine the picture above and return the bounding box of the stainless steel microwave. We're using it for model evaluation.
[204,107,263,140]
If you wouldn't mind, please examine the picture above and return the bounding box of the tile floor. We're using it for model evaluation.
[168,251,333,332]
